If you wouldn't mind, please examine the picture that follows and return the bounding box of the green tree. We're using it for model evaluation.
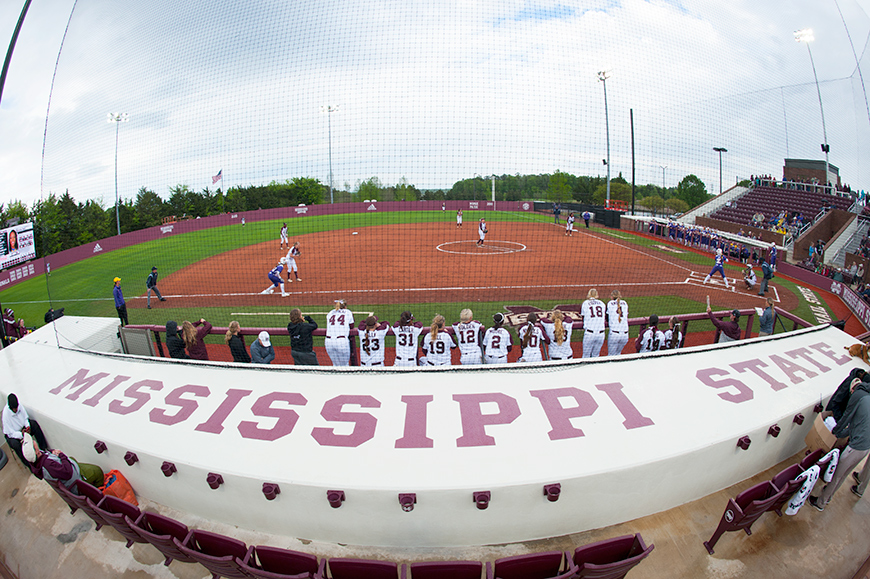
[77,200,110,245]
[1,199,30,225]
[592,181,631,205]
[675,174,712,209]
[547,171,571,203]
[30,194,62,256]
[57,190,81,251]
[639,195,665,216]
[665,198,689,215]
[394,177,419,202]
[355,177,382,202]
[287,177,324,206]
[135,187,165,228]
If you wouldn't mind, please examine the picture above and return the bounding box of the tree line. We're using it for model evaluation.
[1,172,711,257]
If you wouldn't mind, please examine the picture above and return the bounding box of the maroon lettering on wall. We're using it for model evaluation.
[238,392,308,442]
[730,359,787,391]
[696,368,754,403]
[786,347,831,374]
[108,380,164,415]
[82,375,132,407]
[810,342,852,366]
[769,354,817,384]
[529,387,597,440]
[49,368,110,400]
[595,382,655,430]
[195,389,253,434]
[454,393,521,447]
[149,385,210,426]
[395,395,434,449]
[311,395,380,448]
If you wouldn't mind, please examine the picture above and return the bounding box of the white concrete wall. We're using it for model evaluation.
[0,317,861,547]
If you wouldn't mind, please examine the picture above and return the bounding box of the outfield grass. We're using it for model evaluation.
[0,209,831,338]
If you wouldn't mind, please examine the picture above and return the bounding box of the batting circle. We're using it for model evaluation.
[436,240,527,255]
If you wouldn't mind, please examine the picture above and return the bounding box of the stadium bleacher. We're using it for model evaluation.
[709,186,852,227]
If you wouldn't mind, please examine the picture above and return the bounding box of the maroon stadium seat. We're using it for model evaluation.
[238,544,325,579]
[409,560,483,579]
[572,533,654,579]
[768,464,805,517]
[92,494,146,548]
[126,511,197,567]
[325,557,401,579]
[175,528,249,579]
[486,550,577,579]
[703,481,786,555]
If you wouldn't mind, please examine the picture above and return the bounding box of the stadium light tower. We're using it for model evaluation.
[321,105,339,203]
[794,28,830,192]
[713,147,727,195]
[107,112,129,236]
[598,70,612,205]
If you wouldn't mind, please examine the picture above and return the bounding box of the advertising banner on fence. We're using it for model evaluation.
[0,222,35,270]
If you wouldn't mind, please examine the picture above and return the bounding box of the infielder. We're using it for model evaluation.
[357,316,390,366]
[540,310,574,360]
[565,213,575,236]
[260,258,288,296]
[703,248,730,288]
[517,312,548,363]
[393,311,423,366]
[580,288,606,357]
[452,309,484,364]
[456,209,463,228]
[606,290,629,356]
[483,313,513,364]
[421,315,456,366]
[477,218,487,246]
[285,242,301,282]
[325,299,354,366]
[280,223,288,249]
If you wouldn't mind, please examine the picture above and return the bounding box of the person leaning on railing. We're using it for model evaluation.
[226,321,251,363]
[287,309,318,365]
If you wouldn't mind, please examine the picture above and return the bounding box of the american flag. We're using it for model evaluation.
[212,170,222,184]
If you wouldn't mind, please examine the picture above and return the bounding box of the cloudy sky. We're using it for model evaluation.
[1,0,869,209]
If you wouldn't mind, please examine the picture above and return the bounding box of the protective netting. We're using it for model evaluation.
[7,0,869,356]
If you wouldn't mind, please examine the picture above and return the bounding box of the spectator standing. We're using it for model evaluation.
[183,318,212,360]
[226,321,251,363]
[165,321,189,359]
[113,277,128,326]
[582,211,591,228]
[145,266,167,309]
[288,308,319,365]
[553,202,561,224]
[758,298,775,336]
[707,303,741,343]
[811,377,870,510]
[2,307,28,341]
[250,331,275,364]
[2,393,49,468]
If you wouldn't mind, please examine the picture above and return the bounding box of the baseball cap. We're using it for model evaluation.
[732,309,741,318]
[113,277,121,283]
[152,266,157,271]
[258,331,271,347]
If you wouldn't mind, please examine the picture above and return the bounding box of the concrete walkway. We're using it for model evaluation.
[1,445,869,579]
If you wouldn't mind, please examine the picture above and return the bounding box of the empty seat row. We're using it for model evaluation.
[703,448,831,555]
[45,478,654,579]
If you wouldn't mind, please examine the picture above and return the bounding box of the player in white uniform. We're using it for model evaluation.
[477,218,487,246]
[635,314,665,353]
[357,316,390,366]
[451,308,484,364]
[580,288,606,358]
[392,311,423,366]
[285,242,301,282]
[565,213,575,237]
[663,316,683,349]
[456,209,463,228]
[280,223,288,249]
[325,299,354,366]
[421,315,456,365]
[540,310,574,360]
[517,312,548,363]
[606,290,629,356]
[483,313,513,364]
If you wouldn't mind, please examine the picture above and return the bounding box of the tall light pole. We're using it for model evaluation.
[107,112,129,236]
[321,105,339,203]
[659,165,667,192]
[598,70,612,205]
[713,147,727,195]
[794,28,830,191]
